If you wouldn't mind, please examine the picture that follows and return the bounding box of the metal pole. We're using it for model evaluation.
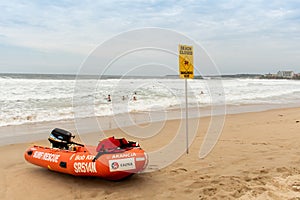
[185,78,189,154]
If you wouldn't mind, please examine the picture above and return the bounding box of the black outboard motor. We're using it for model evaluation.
[48,128,75,149]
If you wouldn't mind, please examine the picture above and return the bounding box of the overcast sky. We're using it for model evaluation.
[0,0,299,75]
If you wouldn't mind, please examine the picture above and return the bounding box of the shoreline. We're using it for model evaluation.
[1,103,300,146]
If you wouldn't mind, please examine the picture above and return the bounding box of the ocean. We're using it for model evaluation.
[1,73,300,128]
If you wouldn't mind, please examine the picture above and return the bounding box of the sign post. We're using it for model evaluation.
[178,44,194,154]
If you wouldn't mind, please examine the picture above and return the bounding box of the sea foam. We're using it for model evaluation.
[1,75,300,127]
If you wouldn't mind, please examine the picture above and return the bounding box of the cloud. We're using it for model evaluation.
[1,1,299,47]
[0,0,299,73]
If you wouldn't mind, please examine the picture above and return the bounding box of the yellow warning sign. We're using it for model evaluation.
[178,44,194,79]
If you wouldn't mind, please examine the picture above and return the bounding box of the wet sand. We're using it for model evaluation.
[1,107,300,199]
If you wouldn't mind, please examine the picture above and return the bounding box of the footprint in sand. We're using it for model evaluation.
[170,168,187,173]
[202,187,217,196]
[189,181,205,189]
[276,167,290,173]
[292,184,300,191]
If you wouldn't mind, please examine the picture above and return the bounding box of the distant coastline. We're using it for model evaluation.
[204,71,300,80]
[0,71,299,80]
[261,70,300,80]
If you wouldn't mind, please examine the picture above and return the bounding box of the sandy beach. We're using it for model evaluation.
[1,107,300,199]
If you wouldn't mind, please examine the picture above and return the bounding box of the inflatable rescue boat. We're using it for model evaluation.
[24,128,147,181]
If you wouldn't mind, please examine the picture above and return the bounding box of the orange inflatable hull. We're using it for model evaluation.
[24,145,147,181]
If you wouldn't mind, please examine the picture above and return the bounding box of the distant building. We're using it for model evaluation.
[277,71,294,79]
[264,73,277,78]
[294,73,300,79]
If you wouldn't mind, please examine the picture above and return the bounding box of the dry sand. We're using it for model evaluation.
[1,107,300,199]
